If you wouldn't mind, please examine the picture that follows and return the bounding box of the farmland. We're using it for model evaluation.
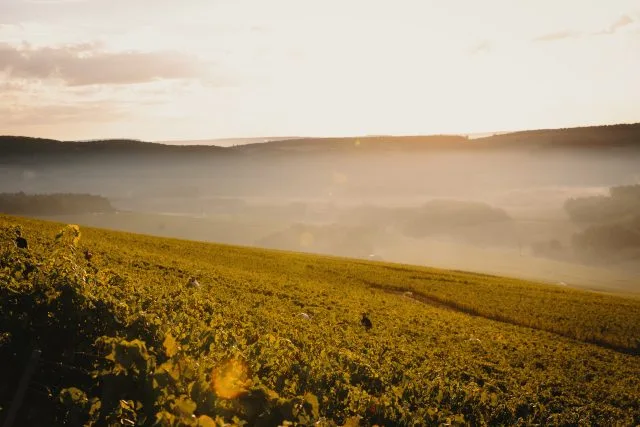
[1,214,639,425]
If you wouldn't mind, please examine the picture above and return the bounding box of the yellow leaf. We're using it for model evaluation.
[163,334,178,358]
[211,358,250,399]
[342,416,361,427]
[490,392,499,406]
[158,361,180,381]
[173,395,196,417]
[303,392,319,419]
[197,415,217,427]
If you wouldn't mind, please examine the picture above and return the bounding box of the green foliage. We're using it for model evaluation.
[1,215,640,425]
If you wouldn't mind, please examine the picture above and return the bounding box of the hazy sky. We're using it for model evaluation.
[1,0,639,141]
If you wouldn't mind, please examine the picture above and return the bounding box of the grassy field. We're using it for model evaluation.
[1,214,639,426]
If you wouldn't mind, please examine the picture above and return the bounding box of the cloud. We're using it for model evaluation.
[609,15,634,32]
[468,40,492,55]
[532,30,580,42]
[0,78,30,92]
[0,42,209,86]
[532,15,636,42]
[595,14,635,35]
[0,102,127,126]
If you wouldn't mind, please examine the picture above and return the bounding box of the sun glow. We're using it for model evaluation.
[1,0,639,140]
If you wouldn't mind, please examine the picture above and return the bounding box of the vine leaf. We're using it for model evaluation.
[163,334,178,358]
[196,415,217,427]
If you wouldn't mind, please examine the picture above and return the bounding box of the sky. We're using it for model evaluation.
[1,0,639,142]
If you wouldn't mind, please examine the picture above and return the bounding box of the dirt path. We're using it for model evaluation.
[367,282,639,356]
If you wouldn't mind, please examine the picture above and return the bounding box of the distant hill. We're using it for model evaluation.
[155,136,302,147]
[473,123,640,150]
[240,123,640,153]
[234,134,471,154]
[0,136,231,165]
[0,123,640,155]
[2,123,639,160]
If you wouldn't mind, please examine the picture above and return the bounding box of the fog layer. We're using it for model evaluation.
[1,127,639,292]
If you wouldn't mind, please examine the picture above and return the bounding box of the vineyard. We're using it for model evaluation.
[1,214,639,426]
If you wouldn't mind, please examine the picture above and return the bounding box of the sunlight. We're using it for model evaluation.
[211,358,251,399]
[1,0,638,139]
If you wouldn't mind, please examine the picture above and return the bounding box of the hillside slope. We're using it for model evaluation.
[3,124,639,204]
[1,215,639,425]
[2,122,640,159]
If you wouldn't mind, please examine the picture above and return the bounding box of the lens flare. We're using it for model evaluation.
[211,359,250,399]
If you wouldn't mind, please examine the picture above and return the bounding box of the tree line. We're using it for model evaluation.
[0,192,114,216]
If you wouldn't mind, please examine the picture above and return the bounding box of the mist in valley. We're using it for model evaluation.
[2,130,639,293]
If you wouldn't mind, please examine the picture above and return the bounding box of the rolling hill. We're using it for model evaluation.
[2,122,640,160]
[1,215,639,425]
[3,123,639,205]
